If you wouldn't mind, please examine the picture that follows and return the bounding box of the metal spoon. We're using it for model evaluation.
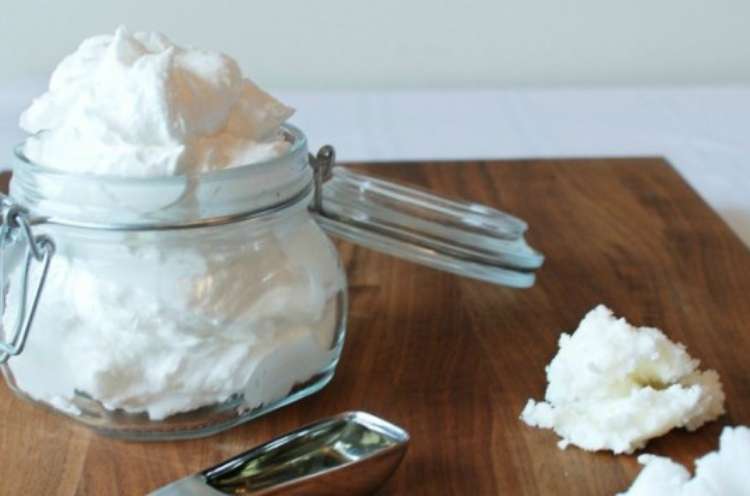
[149,411,409,495]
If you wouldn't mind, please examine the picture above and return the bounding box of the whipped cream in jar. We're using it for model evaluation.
[0,28,543,440]
[4,124,346,438]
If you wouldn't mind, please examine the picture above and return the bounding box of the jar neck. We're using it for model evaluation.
[10,126,312,229]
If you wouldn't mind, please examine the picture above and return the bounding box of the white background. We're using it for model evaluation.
[2,1,749,88]
[1,3,749,246]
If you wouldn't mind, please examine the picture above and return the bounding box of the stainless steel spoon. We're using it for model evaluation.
[149,411,409,495]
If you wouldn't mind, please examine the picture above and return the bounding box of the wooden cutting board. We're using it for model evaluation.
[1,158,749,495]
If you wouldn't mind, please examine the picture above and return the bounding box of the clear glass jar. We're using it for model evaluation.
[0,125,543,440]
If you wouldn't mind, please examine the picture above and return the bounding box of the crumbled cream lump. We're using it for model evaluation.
[618,425,750,495]
[521,305,725,454]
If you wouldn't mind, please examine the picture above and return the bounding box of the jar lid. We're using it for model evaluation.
[8,125,544,288]
[309,148,543,288]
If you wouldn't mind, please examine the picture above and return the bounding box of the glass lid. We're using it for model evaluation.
[308,146,544,289]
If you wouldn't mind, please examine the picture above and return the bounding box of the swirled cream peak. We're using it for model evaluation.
[19,26,294,176]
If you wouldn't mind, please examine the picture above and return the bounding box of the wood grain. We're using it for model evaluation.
[1,158,749,495]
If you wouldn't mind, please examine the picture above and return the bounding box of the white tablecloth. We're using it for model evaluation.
[2,80,749,246]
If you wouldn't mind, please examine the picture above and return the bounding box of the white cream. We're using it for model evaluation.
[618,425,750,495]
[521,305,725,454]
[20,26,293,176]
[6,28,343,422]
[5,219,342,421]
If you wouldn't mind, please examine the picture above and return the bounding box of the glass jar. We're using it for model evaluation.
[0,125,543,440]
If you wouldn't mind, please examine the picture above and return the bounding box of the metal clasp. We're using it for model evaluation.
[0,194,55,364]
[309,145,336,215]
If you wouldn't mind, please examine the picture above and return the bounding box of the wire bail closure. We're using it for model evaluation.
[0,140,542,364]
[309,145,336,215]
[0,193,55,364]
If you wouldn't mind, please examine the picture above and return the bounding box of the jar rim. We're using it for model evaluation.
[9,124,313,228]
[12,124,308,185]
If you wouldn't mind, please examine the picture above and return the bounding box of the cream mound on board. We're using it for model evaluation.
[617,425,750,495]
[520,305,725,454]
[6,28,342,422]
[19,25,293,176]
